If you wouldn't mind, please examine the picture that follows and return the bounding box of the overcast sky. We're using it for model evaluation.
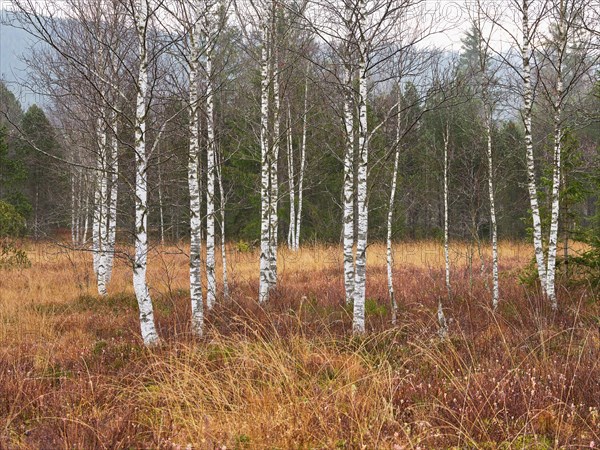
[0,0,535,106]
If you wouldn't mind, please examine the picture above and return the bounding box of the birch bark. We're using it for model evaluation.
[82,182,90,245]
[188,3,204,335]
[522,0,547,294]
[294,76,308,250]
[259,20,272,304]
[342,64,356,306]
[71,171,77,245]
[95,114,108,297]
[443,123,451,300]
[485,111,499,309]
[157,142,165,245]
[353,0,368,334]
[269,46,280,288]
[287,105,296,249]
[132,0,159,345]
[105,111,118,285]
[205,10,217,310]
[217,150,229,300]
[545,2,565,311]
[387,89,401,325]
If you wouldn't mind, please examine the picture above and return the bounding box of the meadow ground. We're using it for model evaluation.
[0,240,599,449]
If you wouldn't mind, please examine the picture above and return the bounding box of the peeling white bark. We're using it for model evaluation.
[269,46,280,289]
[546,12,565,310]
[133,0,159,346]
[443,123,451,300]
[188,5,204,335]
[157,142,165,245]
[92,136,101,276]
[287,104,296,249]
[294,76,308,251]
[522,1,547,295]
[342,64,356,306]
[205,27,217,310]
[485,113,499,309]
[353,2,368,334]
[259,21,272,304]
[216,150,229,300]
[95,114,108,297]
[387,89,401,325]
[71,172,76,245]
[105,112,118,285]
[82,181,90,245]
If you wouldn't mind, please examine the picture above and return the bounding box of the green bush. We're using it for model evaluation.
[235,239,252,253]
[0,200,26,238]
[0,200,29,269]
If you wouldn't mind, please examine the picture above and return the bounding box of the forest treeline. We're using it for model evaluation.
[0,0,599,342]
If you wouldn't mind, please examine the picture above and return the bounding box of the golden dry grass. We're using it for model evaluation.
[1,240,599,449]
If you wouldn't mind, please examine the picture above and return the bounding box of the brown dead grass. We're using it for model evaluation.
[0,240,599,449]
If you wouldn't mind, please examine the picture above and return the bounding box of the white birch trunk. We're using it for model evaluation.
[206,41,217,310]
[545,4,565,311]
[132,0,159,346]
[258,21,272,304]
[105,112,119,285]
[353,7,368,334]
[157,143,165,245]
[439,122,452,332]
[216,150,229,300]
[294,76,308,250]
[188,9,204,335]
[75,171,82,245]
[387,91,401,325]
[287,104,296,249]
[485,112,499,309]
[443,123,451,300]
[95,114,108,297]
[342,64,356,306]
[92,142,101,275]
[71,171,77,245]
[82,182,90,245]
[522,2,547,294]
[546,116,562,309]
[269,48,280,288]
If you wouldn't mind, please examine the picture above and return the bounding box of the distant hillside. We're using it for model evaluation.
[0,10,43,106]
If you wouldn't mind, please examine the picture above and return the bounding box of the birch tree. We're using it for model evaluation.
[287,104,296,248]
[522,0,549,299]
[386,86,402,325]
[131,0,159,345]
[216,148,229,299]
[351,0,369,333]
[105,109,119,285]
[543,2,567,310]
[10,0,128,296]
[94,111,109,296]
[186,0,204,335]
[540,0,597,308]
[342,3,357,306]
[269,36,281,290]
[294,75,309,250]
[482,0,598,308]
[258,2,274,303]
[469,3,501,308]
[443,122,451,301]
[285,71,310,251]
[203,0,220,311]
[485,0,549,296]
[308,0,424,330]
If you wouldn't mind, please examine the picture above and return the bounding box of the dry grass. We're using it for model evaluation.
[0,240,599,449]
